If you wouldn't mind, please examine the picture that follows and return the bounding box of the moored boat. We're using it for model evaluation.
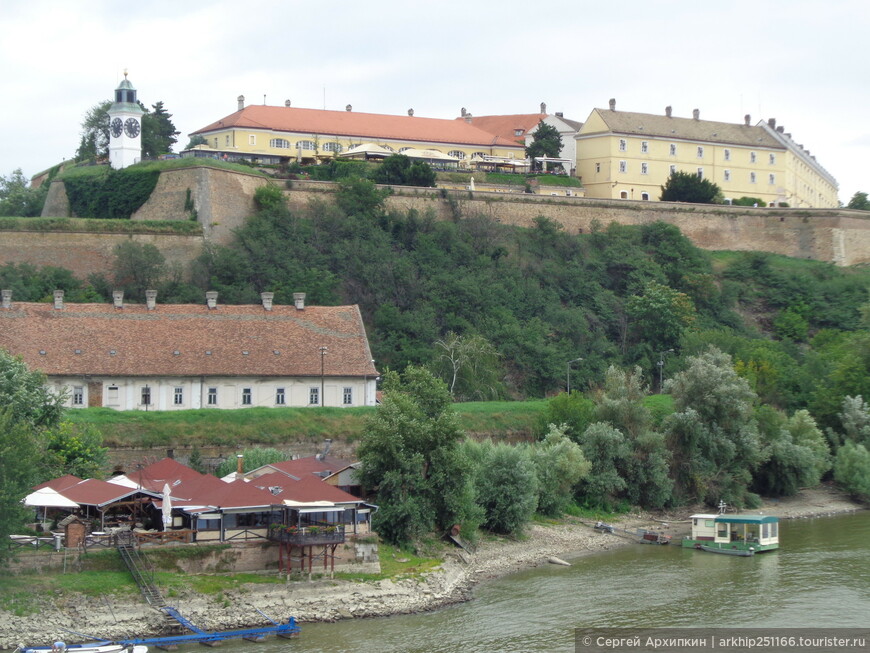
[16,644,147,653]
[682,513,779,555]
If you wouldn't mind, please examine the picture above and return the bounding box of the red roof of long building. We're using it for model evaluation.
[250,472,361,505]
[0,301,377,379]
[192,105,521,149]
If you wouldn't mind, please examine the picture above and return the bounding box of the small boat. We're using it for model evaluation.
[683,513,779,555]
[16,644,148,653]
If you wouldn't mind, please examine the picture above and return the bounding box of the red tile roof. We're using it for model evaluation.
[192,105,522,149]
[0,301,377,379]
[34,474,83,492]
[258,455,353,479]
[251,472,361,505]
[59,478,156,507]
[459,114,546,145]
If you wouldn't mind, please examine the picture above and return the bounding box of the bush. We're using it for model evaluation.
[63,165,160,219]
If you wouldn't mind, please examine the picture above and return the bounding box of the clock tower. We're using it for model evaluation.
[108,71,144,169]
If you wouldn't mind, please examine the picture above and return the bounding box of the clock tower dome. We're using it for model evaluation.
[108,71,145,169]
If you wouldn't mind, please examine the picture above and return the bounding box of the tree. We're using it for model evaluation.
[575,422,630,509]
[532,424,590,516]
[0,413,44,565]
[625,281,696,353]
[215,447,290,477]
[664,347,763,506]
[659,171,722,204]
[141,101,180,157]
[371,155,436,188]
[356,366,481,545]
[75,100,112,162]
[45,421,109,479]
[464,439,538,534]
[112,241,167,301]
[537,391,597,442]
[847,192,870,211]
[0,169,47,217]
[833,441,870,499]
[525,121,562,166]
[183,135,208,151]
[0,349,65,429]
[432,331,506,401]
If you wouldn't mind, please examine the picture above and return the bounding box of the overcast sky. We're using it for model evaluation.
[2,0,867,202]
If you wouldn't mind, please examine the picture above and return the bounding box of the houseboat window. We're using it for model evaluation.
[717,525,728,538]
[771,522,778,537]
[762,523,769,538]
[705,519,714,527]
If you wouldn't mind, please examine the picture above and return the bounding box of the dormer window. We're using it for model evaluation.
[514,129,524,137]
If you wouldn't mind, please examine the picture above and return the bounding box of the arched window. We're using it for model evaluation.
[620,190,629,199]
[448,150,466,160]
[296,140,316,150]
[270,138,290,149]
[472,151,487,159]
[399,147,411,153]
[641,192,650,201]
[323,142,342,152]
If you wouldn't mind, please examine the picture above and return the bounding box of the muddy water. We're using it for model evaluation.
[210,513,870,652]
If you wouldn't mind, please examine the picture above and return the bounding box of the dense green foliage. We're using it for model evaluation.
[525,121,563,165]
[214,446,291,477]
[846,192,869,211]
[371,155,437,187]
[660,171,722,203]
[75,98,179,162]
[0,169,50,217]
[63,165,160,219]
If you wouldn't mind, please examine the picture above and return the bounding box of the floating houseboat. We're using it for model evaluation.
[682,513,779,556]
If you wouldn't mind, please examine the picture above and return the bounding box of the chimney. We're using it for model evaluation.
[692,109,700,120]
[609,98,616,111]
[744,114,751,126]
[346,104,352,112]
[261,291,274,311]
[206,291,218,310]
[460,107,467,117]
[146,289,157,310]
[53,289,64,310]
[237,454,244,476]
[777,126,784,134]
[768,118,776,129]
[408,108,414,116]
[665,106,672,118]
[237,95,245,111]
[285,99,291,107]
[293,292,306,310]
[1,289,11,309]
[540,102,547,114]
[112,290,124,309]
[555,111,563,118]
[464,114,473,123]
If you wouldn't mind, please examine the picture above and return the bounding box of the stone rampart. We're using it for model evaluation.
[19,169,870,276]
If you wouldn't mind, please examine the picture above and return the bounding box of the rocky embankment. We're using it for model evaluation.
[1,485,863,650]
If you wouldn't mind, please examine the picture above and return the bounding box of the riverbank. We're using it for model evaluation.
[0,485,863,650]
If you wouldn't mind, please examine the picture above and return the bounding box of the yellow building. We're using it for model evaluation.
[575,100,838,207]
[187,96,524,165]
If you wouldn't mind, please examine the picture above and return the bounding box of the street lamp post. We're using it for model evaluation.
[566,357,583,394]
[657,349,674,393]
[319,346,328,406]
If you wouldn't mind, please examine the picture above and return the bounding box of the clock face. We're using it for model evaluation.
[111,118,123,138]
[124,117,140,138]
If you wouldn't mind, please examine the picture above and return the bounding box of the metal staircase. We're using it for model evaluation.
[161,606,206,634]
[116,540,165,608]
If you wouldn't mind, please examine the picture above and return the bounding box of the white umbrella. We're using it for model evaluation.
[161,483,173,529]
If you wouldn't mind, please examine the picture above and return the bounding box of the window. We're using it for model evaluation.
[724,149,731,161]
[173,387,184,406]
[697,167,704,179]
[248,135,256,145]
[669,143,676,156]
[641,141,649,153]
[724,169,731,182]
[769,153,776,165]
[669,164,677,175]
[595,162,601,173]
[213,138,218,148]
[697,146,704,158]
[619,190,628,199]
[275,388,286,405]
[296,140,316,150]
[72,386,84,406]
[619,160,627,173]
[750,172,757,183]
[225,135,230,145]
[323,142,342,152]
[618,139,627,152]
[472,151,487,159]
[242,387,252,405]
[641,192,650,201]
[309,387,320,406]
[514,128,524,137]
[343,387,353,405]
[207,387,218,406]
[769,173,776,185]
[447,150,466,160]
[641,162,649,175]
[750,151,757,163]
[141,386,151,406]
[107,386,119,405]
[398,147,411,153]
[270,138,290,149]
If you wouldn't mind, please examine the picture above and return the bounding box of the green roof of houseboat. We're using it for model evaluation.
[715,515,779,524]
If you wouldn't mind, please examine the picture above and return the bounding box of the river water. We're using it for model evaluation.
[213,513,870,652]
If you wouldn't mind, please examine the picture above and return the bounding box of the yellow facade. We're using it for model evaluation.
[575,107,838,207]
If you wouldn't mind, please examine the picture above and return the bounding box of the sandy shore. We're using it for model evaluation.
[0,485,863,650]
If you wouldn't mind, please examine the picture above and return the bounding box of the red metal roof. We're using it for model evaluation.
[34,474,83,492]
[251,472,361,505]
[59,478,155,507]
[259,455,353,479]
